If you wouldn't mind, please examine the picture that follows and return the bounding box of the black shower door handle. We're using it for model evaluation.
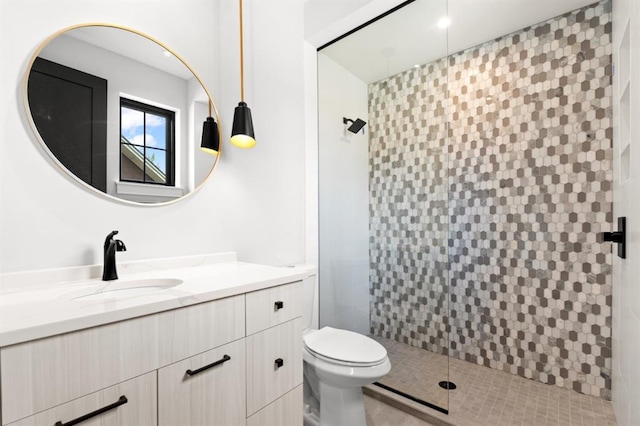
[599,217,626,259]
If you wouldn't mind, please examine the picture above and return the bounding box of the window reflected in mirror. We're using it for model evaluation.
[120,98,175,186]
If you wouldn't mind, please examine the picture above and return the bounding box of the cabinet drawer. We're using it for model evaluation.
[246,281,302,335]
[247,385,302,426]
[246,318,302,416]
[1,315,158,424]
[158,339,246,426]
[158,294,245,367]
[7,372,157,426]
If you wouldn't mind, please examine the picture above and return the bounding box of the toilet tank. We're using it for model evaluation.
[285,264,318,331]
[302,273,319,331]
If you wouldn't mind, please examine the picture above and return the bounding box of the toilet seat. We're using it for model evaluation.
[304,346,387,367]
[303,327,387,367]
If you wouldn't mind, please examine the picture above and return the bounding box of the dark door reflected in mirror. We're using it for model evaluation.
[29,57,108,192]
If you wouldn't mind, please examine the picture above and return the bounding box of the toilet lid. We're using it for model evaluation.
[303,327,387,365]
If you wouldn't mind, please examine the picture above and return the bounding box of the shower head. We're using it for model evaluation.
[343,117,367,134]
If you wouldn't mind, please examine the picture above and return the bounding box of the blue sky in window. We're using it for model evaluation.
[121,107,167,150]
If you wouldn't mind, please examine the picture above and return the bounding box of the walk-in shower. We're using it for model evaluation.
[318,0,614,422]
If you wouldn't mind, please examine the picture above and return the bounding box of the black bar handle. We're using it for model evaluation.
[54,395,127,426]
[602,231,623,242]
[275,301,284,310]
[599,217,626,259]
[186,354,231,376]
[275,358,284,369]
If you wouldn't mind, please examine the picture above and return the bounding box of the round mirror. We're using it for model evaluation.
[24,24,220,205]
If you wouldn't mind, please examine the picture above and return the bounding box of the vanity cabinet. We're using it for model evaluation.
[0,280,303,426]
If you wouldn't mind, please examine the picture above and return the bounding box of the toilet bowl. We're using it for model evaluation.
[291,267,391,426]
[302,327,391,426]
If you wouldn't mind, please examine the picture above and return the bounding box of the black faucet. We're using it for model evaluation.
[102,230,127,281]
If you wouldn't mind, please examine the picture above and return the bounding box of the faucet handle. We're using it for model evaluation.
[115,240,127,252]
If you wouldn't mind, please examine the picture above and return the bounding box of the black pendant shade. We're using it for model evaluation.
[232,0,256,149]
[230,101,256,148]
[200,116,219,155]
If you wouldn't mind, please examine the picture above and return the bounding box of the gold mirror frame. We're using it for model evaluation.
[23,23,222,207]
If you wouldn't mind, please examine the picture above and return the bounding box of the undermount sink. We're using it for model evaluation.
[73,278,183,301]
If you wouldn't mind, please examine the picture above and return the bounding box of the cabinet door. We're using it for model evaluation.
[247,386,302,426]
[158,294,245,367]
[158,339,246,426]
[246,318,303,416]
[7,372,156,426]
[1,314,158,424]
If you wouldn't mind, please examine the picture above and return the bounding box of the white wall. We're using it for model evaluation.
[612,0,640,424]
[0,0,306,272]
[317,53,369,334]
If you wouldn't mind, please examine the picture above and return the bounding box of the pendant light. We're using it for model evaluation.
[230,0,256,148]
[200,101,220,155]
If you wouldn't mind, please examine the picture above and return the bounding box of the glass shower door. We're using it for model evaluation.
[318,0,451,413]
[367,59,451,413]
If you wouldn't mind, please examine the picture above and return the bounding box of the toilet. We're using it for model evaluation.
[301,272,391,426]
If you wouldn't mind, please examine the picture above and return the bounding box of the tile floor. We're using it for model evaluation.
[370,336,618,426]
[365,395,436,426]
[373,335,450,410]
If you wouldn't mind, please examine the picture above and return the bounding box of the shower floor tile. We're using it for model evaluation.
[372,335,451,409]
[370,335,618,426]
[364,395,436,426]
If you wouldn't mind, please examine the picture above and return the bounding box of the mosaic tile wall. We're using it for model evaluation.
[369,58,450,357]
[368,1,613,399]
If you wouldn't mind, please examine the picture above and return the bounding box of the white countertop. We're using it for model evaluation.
[0,254,316,347]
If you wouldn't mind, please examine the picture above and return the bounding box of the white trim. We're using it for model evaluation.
[304,41,319,266]
[305,0,408,49]
[115,181,184,198]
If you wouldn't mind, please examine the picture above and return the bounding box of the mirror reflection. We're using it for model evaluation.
[26,25,218,204]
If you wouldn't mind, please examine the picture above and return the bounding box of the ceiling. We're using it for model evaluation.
[64,26,195,81]
[317,0,602,83]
